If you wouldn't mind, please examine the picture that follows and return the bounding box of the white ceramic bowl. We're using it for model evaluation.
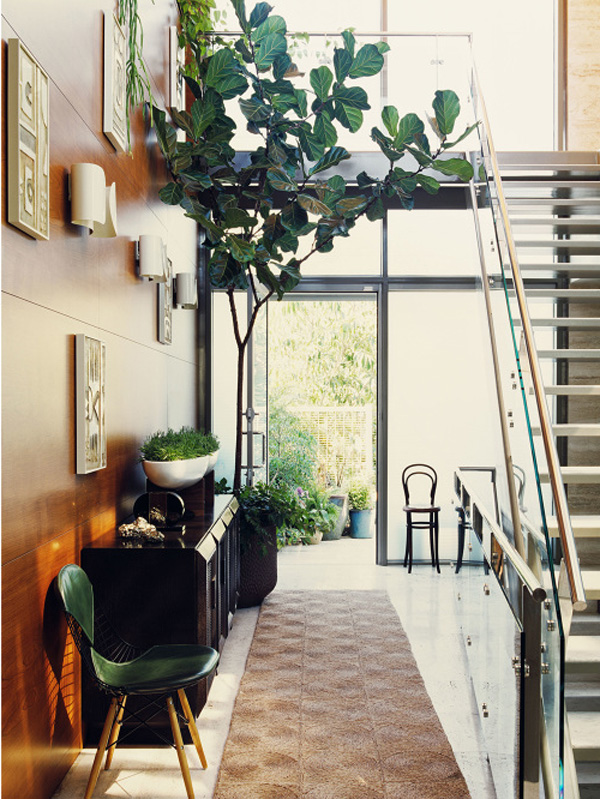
[142,455,210,489]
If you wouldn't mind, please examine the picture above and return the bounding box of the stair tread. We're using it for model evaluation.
[512,218,600,229]
[545,385,600,396]
[534,423,600,436]
[567,636,600,667]
[547,516,600,537]
[519,263,600,275]
[541,467,600,485]
[515,317,600,327]
[538,349,600,360]
[514,240,600,252]
[569,712,600,760]
[522,289,600,299]
[581,569,600,599]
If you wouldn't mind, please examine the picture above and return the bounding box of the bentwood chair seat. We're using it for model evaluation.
[402,463,441,574]
[56,563,219,799]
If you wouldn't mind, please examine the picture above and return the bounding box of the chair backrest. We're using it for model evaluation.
[57,564,95,645]
[402,463,437,506]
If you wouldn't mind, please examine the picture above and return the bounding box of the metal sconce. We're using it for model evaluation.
[69,163,118,237]
[136,234,167,282]
[174,272,198,309]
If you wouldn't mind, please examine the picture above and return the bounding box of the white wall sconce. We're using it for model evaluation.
[136,234,167,282]
[174,272,198,309]
[70,163,118,237]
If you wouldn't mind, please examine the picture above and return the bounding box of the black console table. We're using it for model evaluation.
[80,483,239,744]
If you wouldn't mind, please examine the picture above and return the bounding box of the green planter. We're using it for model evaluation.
[324,494,349,540]
[349,509,374,539]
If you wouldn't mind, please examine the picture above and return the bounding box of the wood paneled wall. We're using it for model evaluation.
[1,3,199,798]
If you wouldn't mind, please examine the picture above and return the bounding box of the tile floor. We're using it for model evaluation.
[51,538,497,799]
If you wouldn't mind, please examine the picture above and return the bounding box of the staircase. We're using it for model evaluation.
[499,151,600,798]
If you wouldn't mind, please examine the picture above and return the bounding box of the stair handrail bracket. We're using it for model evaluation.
[469,62,587,614]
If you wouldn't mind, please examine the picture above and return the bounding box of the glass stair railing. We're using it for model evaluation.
[465,57,600,799]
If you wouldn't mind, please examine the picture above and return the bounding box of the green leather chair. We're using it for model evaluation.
[56,564,219,799]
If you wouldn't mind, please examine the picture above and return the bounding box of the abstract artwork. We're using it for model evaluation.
[103,12,127,152]
[158,257,173,345]
[7,39,49,240]
[169,25,186,112]
[76,335,107,474]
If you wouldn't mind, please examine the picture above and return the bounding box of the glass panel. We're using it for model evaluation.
[300,216,381,277]
[387,290,502,564]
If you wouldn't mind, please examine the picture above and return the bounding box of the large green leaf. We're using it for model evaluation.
[267,168,298,192]
[191,98,216,139]
[432,89,460,136]
[416,175,440,195]
[281,201,309,232]
[249,1,272,28]
[298,128,325,161]
[230,0,249,33]
[182,75,203,100]
[366,197,385,221]
[336,196,368,216]
[327,174,346,195]
[228,234,255,262]
[223,208,256,229]
[333,48,352,83]
[252,14,286,43]
[310,66,333,102]
[170,109,194,138]
[152,106,177,158]
[381,105,399,138]
[371,126,402,161]
[255,32,287,70]
[394,113,425,149]
[297,193,332,216]
[239,96,271,123]
[314,112,338,148]
[206,49,248,99]
[442,122,480,149]
[309,146,351,176]
[432,157,474,181]
[375,41,391,54]
[341,30,355,57]
[293,88,308,118]
[209,249,238,288]
[179,170,213,190]
[273,53,292,80]
[335,103,362,132]
[349,43,384,78]
[159,182,184,205]
[332,85,370,110]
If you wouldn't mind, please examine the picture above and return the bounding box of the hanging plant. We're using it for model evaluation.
[117,0,154,149]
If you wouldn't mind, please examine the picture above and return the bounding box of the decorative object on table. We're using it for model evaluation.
[69,163,118,237]
[118,516,165,542]
[7,38,49,240]
[103,12,127,152]
[402,463,441,574]
[133,491,185,529]
[140,426,220,489]
[158,255,173,344]
[75,334,107,474]
[348,483,374,539]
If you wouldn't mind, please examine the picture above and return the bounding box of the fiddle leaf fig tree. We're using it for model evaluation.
[153,0,476,492]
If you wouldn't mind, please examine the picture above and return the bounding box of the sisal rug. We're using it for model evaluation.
[214,590,471,799]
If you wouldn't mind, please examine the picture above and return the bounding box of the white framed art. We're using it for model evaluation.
[75,334,107,474]
[103,12,127,152]
[7,38,50,240]
[158,257,173,345]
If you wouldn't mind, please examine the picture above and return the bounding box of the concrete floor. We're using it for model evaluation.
[51,538,497,799]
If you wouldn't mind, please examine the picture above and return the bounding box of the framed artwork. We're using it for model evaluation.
[76,334,107,474]
[169,26,186,111]
[158,257,173,345]
[7,39,50,240]
[103,12,127,152]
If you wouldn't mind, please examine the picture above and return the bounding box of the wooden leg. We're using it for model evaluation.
[178,688,208,769]
[104,695,126,770]
[167,695,195,799]
[84,696,120,799]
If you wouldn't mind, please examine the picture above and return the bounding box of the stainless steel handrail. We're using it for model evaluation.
[469,61,587,612]
[455,469,546,603]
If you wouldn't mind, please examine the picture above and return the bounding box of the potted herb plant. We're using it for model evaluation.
[139,426,220,489]
[348,483,374,539]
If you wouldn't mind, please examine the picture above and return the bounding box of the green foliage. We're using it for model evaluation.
[153,0,476,490]
[238,480,297,552]
[140,426,220,462]
[268,402,318,489]
[348,483,373,511]
[118,0,155,150]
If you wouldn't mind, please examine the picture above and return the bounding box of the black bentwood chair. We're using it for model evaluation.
[56,564,219,799]
[402,463,441,574]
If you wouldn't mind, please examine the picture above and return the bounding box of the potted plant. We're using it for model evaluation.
[139,426,220,489]
[237,481,294,606]
[348,483,374,539]
[151,0,475,492]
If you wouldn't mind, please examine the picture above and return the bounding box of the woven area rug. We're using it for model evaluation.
[214,590,471,799]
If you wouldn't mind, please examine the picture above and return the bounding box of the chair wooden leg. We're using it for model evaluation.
[104,695,126,770]
[178,688,208,769]
[434,515,441,574]
[167,695,195,799]
[84,696,120,799]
